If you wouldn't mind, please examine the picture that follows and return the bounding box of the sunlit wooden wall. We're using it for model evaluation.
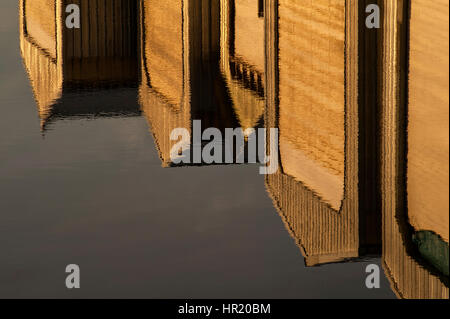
[277,0,346,211]
[380,0,449,299]
[234,0,265,73]
[24,0,57,59]
[20,0,62,126]
[140,0,237,167]
[264,0,372,266]
[143,0,184,108]
[407,0,449,243]
[220,0,265,132]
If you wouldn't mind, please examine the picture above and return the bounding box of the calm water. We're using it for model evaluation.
[1,0,446,299]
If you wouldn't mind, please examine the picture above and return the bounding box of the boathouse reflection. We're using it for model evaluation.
[219,0,265,133]
[264,0,382,266]
[380,0,449,299]
[18,0,449,299]
[139,0,259,167]
[19,0,140,131]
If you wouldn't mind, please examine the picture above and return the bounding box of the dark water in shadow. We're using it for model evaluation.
[0,0,447,299]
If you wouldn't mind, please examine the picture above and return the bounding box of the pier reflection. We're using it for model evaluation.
[264,0,381,266]
[380,0,449,299]
[220,0,265,133]
[139,0,242,167]
[18,0,448,299]
[19,0,140,131]
[139,0,266,167]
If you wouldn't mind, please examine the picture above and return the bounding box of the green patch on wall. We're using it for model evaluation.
[413,231,449,277]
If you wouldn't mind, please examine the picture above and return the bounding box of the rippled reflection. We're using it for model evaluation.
[221,0,265,132]
[264,0,381,266]
[139,0,246,167]
[381,0,449,299]
[18,0,448,299]
[19,0,140,132]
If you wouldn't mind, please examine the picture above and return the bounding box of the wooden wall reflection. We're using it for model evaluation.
[19,0,140,130]
[380,0,448,299]
[220,0,265,133]
[264,0,381,266]
[265,0,448,299]
[139,0,268,166]
[19,0,448,298]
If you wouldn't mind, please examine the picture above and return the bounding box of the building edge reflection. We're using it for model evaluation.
[19,0,141,132]
[380,0,448,299]
[264,0,382,267]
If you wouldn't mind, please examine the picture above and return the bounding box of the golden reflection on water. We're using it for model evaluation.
[381,0,449,299]
[265,0,365,266]
[407,0,449,243]
[277,0,346,211]
[19,0,448,299]
[20,0,140,131]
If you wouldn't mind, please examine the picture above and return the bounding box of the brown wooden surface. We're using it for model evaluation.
[380,0,448,299]
[234,0,265,72]
[265,0,364,266]
[407,0,449,242]
[277,0,346,210]
[220,0,265,131]
[25,0,57,58]
[142,0,184,108]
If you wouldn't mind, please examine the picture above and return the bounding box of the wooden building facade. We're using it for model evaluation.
[380,0,449,299]
[264,0,382,266]
[20,0,140,130]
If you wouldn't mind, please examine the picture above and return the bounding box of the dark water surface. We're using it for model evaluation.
[0,0,410,299]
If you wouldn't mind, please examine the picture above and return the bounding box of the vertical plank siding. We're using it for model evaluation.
[380,0,449,299]
[19,0,449,298]
[264,0,371,267]
[407,0,449,242]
